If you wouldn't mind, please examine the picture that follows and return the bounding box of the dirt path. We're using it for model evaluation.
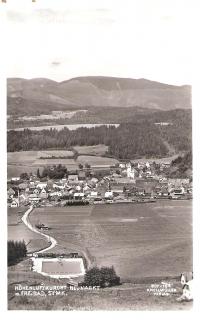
[21,206,57,254]
[21,205,93,269]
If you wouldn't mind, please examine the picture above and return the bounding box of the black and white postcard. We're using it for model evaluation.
[1,0,198,314]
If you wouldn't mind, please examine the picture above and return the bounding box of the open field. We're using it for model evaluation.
[7,165,44,179]
[73,144,108,156]
[29,200,192,281]
[34,158,77,166]
[7,150,117,178]
[77,155,118,166]
[8,207,47,253]
[7,150,77,178]
[8,150,74,164]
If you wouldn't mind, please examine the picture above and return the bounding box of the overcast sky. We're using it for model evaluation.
[1,0,196,85]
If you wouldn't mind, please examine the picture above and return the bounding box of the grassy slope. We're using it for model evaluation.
[8,262,192,310]
[28,201,192,280]
[8,207,47,253]
[7,147,115,178]
[8,201,193,310]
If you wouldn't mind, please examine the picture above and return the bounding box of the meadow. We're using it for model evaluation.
[7,148,118,178]
[8,276,192,310]
[7,150,77,178]
[29,200,192,281]
[76,155,118,166]
[73,144,108,156]
[8,207,47,253]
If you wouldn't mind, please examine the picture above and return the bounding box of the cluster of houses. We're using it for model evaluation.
[7,160,192,208]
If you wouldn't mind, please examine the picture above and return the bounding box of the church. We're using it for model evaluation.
[126,163,137,180]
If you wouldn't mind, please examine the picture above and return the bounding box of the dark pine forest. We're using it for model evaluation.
[7,109,192,160]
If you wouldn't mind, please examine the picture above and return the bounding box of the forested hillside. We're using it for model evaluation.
[167,151,192,178]
[7,77,191,117]
[7,109,192,159]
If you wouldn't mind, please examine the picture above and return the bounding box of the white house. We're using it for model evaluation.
[50,191,62,197]
[11,177,20,182]
[171,187,185,196]
[10,199,19,208]
[146,161,150,169]
[36,183,47,189]
[90,191,98,197]
[53,183,65,190]
[105,191,113,199]
[119,163,126,169]
[74,192,84,199]
[39,188,48,199]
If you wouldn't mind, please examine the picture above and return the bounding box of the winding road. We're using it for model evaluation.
[21,206,57,254]
[21,205,92,268]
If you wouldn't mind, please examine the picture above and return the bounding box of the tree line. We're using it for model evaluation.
[7,109,192,159]
[7,123,168,159]
[8,240,27,266]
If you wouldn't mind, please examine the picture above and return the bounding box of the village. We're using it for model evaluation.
[7,159,192,210]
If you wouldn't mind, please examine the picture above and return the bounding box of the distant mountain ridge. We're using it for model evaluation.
[7,76,191,115]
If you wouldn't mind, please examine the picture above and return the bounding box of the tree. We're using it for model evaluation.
[20,172,29,180]
[83,266,120,288]
[78,163,83,170]
[85,163,91,169]
[8,240,27,266]
[37,168,41,179]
